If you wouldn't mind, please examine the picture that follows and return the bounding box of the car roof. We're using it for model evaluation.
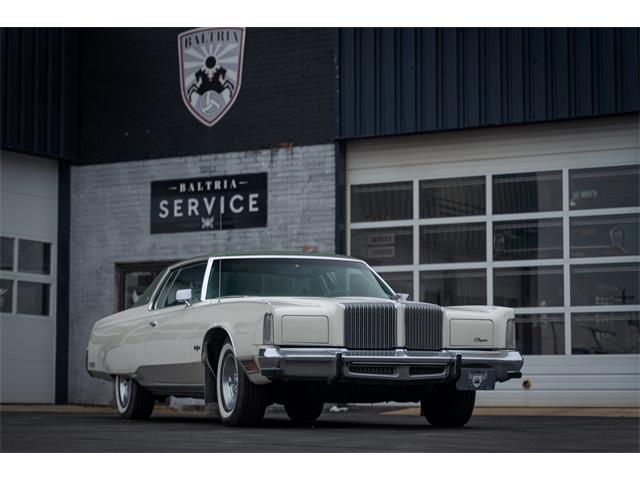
[172,251,361,268]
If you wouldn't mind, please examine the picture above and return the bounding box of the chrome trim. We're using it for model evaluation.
[200,257,214,302]
[403,302,443,350]
[257,347,523,385]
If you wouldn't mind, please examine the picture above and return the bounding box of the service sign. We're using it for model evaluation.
[151,173,267,234]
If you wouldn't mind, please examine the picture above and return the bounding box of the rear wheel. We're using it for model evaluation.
[284,399,324,426]
[216,340,267,427]
[420,385,475,427]
[114,375,155,420]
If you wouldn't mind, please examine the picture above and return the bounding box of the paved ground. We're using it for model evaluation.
[1,407,638,452]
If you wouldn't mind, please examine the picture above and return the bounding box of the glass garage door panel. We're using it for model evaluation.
[570,214,640,258]
[419,176,485,218]
[493,171,562,214]
[350,227,413,266]
[571,311,640,354]
[420,223,486,263]
[379,272,413,299]
[17,239,51,275]
[516,314,565,355]
[419,269,486,306]
[493,218,563,261]
[16,281,49,316]
[569,165,640,210]
[493,266,564,308]
[0,237,13,271]
[570,263,640,306]
[351,182,413,222]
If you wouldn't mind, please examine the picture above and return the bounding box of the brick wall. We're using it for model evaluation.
[68,144,335,404]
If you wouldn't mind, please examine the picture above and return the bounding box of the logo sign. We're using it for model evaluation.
[470,372,487,389]
[151,173,267,234]
[177,28,246,127]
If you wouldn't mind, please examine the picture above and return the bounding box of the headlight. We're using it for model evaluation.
[505,318,516,350]
[263,312,274,345]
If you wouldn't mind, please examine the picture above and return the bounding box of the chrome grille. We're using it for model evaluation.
[349,365,397,376]
[343,303,397,349]
[404,302,443,350]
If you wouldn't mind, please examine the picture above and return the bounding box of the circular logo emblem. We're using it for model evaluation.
[200,91,221,115]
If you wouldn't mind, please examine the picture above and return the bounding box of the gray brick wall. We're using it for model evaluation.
[68,144,335,404]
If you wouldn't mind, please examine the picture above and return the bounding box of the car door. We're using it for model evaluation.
[142,261,208,385]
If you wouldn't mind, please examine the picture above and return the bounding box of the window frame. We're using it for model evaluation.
[0,234,55,319]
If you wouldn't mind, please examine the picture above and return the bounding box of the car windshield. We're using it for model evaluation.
[209,257,394,299]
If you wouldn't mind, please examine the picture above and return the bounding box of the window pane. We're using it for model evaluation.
[493,171,562,214]
[494,266,564,308]
[572,311,639,354]
[516,314,565,355]
[570,214,640,258]
[420,223,485,263]
[351,182,413,222]
[124,267,168,310]
[350,227,413,266]
[419,269,486,306]
[17,281,49,316]
[157,262,207,308]
[493,218,563,261]
[379,272,413,299]
[419,176,485,218]
[1,237,14,271]
[18,239,51,275]
[571,263,639,306]
[154,269,180,309]
[0,279,13,313]
[570,165,640,210]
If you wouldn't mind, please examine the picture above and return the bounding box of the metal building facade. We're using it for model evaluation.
[338,28,639,138]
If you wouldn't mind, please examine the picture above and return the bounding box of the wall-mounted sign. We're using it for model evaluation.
[151,173,267,234]
[178,27,246,127]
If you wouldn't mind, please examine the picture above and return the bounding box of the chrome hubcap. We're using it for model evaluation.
[118,376,131,407]
[221,353,239,412]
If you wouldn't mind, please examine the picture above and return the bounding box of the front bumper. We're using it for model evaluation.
[257,346,523,386]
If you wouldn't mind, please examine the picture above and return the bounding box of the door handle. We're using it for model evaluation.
[149,320,158,327]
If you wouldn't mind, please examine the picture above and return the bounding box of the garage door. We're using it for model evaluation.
[346,115,639,407]
[0,151,58,403]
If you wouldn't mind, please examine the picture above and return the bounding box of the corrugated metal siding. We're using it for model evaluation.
[0,28,78,160]
[338,28,640,139]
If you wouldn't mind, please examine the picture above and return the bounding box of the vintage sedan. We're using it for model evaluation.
[86,253,523,427]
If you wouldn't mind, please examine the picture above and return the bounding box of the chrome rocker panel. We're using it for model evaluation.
[257,346,523,386]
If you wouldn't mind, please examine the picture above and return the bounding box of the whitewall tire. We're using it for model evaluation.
[114,374,155,420]
[216,340,267,427]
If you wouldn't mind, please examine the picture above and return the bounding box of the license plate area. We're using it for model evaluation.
[456,368,497,390]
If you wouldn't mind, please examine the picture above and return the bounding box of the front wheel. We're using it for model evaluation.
[114,375,155,420]
[216,340,267,427]
[420,386,475,427]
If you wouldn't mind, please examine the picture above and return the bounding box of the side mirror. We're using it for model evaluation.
[393,293,410,301]
[176,288,193,306]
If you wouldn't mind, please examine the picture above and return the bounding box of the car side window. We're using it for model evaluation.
[205,260,220,299]
[154,262,207,309]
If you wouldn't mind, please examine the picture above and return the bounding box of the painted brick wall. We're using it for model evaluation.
[68,144,335,404]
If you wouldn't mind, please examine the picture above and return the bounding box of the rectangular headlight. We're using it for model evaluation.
[263,312,274,345]
[506,318,516,350]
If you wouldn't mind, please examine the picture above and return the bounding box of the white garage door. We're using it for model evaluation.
[346,115,639,407]
[1,151,58,403]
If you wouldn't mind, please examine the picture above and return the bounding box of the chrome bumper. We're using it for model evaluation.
[257,346,523,385]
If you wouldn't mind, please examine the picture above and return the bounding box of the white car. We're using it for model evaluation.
[86,253,523,427]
